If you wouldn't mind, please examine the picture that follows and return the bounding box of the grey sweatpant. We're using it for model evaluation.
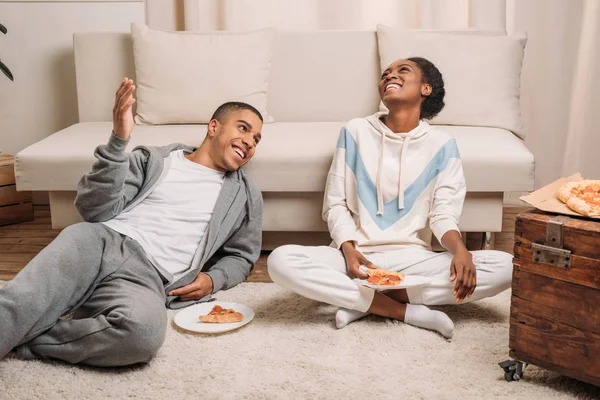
[0,222,167,367]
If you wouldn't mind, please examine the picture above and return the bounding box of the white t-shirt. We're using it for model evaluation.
[103,150,225,281]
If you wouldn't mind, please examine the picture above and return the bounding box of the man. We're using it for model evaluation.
[268,58,513,339]
[0,78,264,366]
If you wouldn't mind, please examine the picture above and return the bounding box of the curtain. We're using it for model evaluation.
[146,0,506,31]
[145,0,600,188]
[561,0,600,180]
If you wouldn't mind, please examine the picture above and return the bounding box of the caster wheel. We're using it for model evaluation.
[499,359,528,382]
[504,371,521,382]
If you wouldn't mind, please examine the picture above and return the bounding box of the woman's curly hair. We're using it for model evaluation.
[407,57,445,120]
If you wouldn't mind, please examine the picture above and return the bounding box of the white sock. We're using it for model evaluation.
[335,308,370,329]
[404,304,454,339]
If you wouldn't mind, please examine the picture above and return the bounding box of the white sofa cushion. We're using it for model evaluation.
[16,122,533,193]
[130,23,276,125]
[376,25,527,138]
[267,31,381,122]
[73,30,512,125]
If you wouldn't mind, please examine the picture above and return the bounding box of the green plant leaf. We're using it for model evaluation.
[0,23,6,34]
[0,59,14,81]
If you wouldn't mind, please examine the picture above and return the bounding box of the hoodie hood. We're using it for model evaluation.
[365,112,431,215]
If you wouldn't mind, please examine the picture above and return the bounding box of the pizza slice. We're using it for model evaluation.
[198,305,244,323]
[557,180,600,217]
[366,268,405,286]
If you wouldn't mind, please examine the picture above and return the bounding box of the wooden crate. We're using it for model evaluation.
[0,154,34,226]
[509,210,600,386]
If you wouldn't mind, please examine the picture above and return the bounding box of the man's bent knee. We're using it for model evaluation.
[118,308,167,365]
[59,222,96,238]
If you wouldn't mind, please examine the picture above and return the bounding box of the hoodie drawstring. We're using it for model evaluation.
[397,136,410,211]
[376,134,410,215]
[376,134,385,215]
[369,114,427,217]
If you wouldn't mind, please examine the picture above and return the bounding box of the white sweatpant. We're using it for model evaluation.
[267,245,513,313]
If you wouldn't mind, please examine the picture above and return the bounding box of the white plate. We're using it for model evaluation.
[173,301,254,334]
[354,275,432,290]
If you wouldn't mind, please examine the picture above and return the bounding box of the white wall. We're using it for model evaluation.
[0,1,144,156]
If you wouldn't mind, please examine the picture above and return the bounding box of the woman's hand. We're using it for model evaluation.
[450,248,476,303]
[341,241,375,279]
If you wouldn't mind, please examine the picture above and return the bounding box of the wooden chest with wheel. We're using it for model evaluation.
[501,210,600,385]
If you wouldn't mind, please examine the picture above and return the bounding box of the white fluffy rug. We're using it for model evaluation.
[1,282,599,400]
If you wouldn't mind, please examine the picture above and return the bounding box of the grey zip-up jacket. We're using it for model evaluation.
[74,132,263,309]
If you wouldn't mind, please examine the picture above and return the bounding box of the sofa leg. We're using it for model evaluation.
[482,232,495,250]
[49,191,82,229]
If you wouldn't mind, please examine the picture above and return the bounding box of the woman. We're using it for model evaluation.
[267,57,513,338]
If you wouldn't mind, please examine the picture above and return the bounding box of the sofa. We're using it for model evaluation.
[14,26,535,250]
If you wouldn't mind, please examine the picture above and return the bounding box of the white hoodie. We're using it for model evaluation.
[323,112,466,253]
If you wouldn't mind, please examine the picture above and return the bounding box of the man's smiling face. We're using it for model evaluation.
[209,109,263,172]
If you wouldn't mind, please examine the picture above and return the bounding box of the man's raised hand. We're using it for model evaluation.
[113,78,136,140]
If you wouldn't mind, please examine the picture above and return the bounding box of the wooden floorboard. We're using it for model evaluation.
[0,206,59,280]
[0,237,55,245]
[0,205,530,282]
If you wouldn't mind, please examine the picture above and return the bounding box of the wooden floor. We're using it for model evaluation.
[0,206,59,281]
[0,206,529,282]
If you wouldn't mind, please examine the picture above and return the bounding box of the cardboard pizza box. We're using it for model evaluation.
[519,173,600,220]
